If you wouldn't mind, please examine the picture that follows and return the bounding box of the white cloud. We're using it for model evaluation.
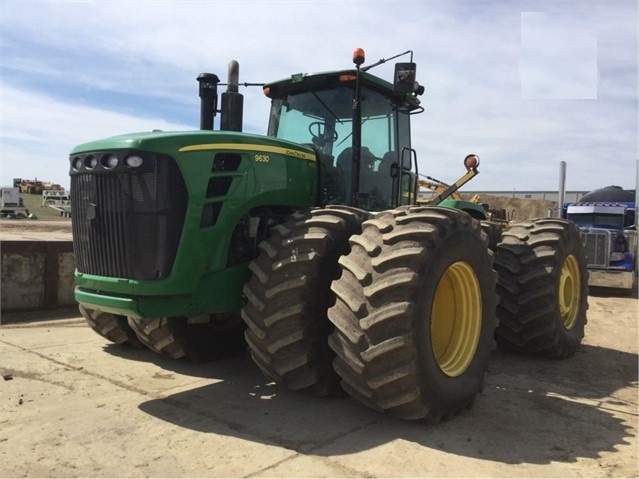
[1,85,192,188]
[0,0,636,193]
[520,12,598,99]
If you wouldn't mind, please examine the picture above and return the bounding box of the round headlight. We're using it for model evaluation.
[85,156,98,170]
[72,157,83,171]
[125,155,144,168]
[102,154,119,169]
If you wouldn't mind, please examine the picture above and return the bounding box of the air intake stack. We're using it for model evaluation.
[197,73,220,130]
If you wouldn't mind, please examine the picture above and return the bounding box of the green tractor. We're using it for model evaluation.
[70,49,588,421]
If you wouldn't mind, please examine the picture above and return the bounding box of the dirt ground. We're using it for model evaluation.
[0,296,637,478]
[0,219,72,241]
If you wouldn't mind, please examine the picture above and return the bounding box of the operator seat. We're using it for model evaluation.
[336,147,352,177]
[336,147,378,177]
[337,147,394,209]
[380,151,398,174]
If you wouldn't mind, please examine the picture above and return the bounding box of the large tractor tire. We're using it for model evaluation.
[480,220,502,251]
[79,304,143,348]
[127,314,245,362]
[241,206,367,396]
[328,206,497,421]
[494,218,588,358]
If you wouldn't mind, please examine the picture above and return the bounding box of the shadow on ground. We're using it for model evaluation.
[589,285,638,299]
[134,342,636,465]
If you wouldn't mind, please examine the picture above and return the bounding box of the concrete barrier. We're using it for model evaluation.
[1,240,75,312]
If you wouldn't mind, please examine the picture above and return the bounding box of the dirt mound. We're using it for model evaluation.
[463,194,559,222]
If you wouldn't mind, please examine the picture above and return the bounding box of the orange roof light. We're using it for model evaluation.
[353,48,365,66]
[263,86,271,96]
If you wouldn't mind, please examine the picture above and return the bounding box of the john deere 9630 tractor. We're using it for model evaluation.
[69,49,588,421]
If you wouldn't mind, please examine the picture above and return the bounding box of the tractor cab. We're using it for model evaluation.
[263,49,424,210]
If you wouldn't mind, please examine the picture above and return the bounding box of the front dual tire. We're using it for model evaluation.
[328,207,497,421]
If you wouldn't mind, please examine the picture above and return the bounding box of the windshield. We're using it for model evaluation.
[567,213,625,229]
[267,86,403,209]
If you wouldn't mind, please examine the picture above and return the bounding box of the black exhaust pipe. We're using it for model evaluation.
[220,61,243,132]
[197,73,220,130]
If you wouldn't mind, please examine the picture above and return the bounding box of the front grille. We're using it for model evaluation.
[70,151,187,280]
[581,231,610,268]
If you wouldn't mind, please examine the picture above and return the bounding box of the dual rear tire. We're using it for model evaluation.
[243,206,498,421]
[493,218,588,358]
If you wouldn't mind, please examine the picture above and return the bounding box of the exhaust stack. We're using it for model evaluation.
[558,160,567,217]
[220,60,244,132]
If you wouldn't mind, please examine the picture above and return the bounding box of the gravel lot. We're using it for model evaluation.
[0,290,637,478]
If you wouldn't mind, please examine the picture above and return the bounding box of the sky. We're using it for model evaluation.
[1,0,637,193]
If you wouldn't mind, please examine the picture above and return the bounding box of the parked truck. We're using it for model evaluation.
[563,185,637,291]
[69,49,588,421]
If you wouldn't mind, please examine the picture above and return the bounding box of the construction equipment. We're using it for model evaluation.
[15,178,44,195]
[69,49,588,421]
[418,176,510,221]
[417,175,473,203]
[42,182,64,191]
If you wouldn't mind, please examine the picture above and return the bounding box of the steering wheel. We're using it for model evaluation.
[308,121,338,144]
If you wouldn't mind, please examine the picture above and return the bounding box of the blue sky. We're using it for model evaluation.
[1,0,637,192]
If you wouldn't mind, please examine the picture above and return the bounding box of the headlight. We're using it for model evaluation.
[125,155,144,168]
[102,154,119,169]
[610,252,625,261]
[71,157,83,171]
[85,156,98,169]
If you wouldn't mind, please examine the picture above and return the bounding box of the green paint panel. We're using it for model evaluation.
[439,199,488,220]
[72,131,317,318]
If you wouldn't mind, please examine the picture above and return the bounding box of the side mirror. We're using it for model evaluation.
[394,63,417,93]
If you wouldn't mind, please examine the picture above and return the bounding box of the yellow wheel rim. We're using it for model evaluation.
[559,254,581,329]
[431,261,482,377]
